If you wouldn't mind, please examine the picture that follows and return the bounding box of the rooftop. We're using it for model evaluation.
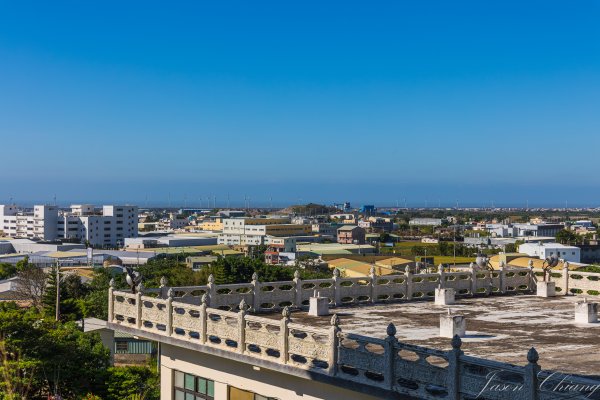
[267,294,600,377]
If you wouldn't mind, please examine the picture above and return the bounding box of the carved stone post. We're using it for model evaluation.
[447,335,463,400]
[166,288,174,336]
[528,262,535,292]
[159,276,169,299]
[199,294,208,344]
[135,283,144,329]
[469,263,477,296]
[369,266,377,304]
[405,266,413,301]
[238,299,248,354]
[293,270,302,308]
[562,262,570,295]
[328,314,341,376]
[483,269,492,296]
[207,274,215,307]
[108,278,115,322]
[498,262,506,294]
[251,272,261,312]
[383,323,397,390]
[332,269,341,307]
[280,306,291,364]
[523,348,540,400]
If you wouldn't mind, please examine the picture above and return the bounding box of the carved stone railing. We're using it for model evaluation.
[108,285,600,400]
[152,265,537,313]
[533,266,600,297]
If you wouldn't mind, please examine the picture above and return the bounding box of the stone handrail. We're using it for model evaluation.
[108,287,600,400]
[533,267,600,297]
[154,265,538,313]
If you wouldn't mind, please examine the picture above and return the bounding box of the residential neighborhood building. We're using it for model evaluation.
[358,217,393,232]
[336,225,366,245]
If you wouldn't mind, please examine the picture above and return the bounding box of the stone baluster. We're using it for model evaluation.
[108,278,115,322]
[446,335,463,400]
[328,314,341,376]
[498,262,506,294]
[523,347,540,400]
[383,323,397,390]
[251,272,260,312]
[206,274,215,307]
[332,269,341,307]
[469,263,477,296]
[166,288,174,336]
[293,270,302,309]
[369,266,377,304]
[159,276,169,299]
[280,306,291,364]
[199,294,208,344]
[562,262,570,295]
[238,299,248,354]
[135,282,144,329]
[405,266,413,300]
[483,269,492,296]
[438,264,446,288]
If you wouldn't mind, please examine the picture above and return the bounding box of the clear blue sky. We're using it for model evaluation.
[1,1,599,207]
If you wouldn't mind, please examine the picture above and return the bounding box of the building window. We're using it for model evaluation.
[115,341,128,352]
[174,371,214,400]
[229,387,277,400]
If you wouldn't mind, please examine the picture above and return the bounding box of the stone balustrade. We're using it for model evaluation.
[533,266,600,297]
[109,276,600,400]
[152,266,539,313]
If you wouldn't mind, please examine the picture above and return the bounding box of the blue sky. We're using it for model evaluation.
[1,1,599,207]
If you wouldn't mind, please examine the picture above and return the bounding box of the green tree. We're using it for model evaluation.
[555,229,579,244]
[85,268,125,320]
[105,366,159,400]
[0,263,16,280]
[0,307,110,399]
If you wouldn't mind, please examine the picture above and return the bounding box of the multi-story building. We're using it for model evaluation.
[311,223,342,238]
[219,218,311,247]
[409,218,443,226]
[198,217,225,232]
[264,236,297,264]
[1,204,137,247]
[0,204,58,240]
[58,204,138,247]
[358,217,393,233]
[337,225,366,245]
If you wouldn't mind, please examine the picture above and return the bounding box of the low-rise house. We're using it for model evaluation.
[518,242,581,263]
[186,255,218,271]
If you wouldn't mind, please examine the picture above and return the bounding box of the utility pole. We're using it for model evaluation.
[55,262,61,321]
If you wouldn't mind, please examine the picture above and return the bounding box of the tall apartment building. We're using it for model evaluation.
[1,204,137,247]
[0,204,58,240]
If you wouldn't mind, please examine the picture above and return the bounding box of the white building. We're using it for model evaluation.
[409,218,443,226]
[1,204,137,248]
[518,242,581,263]
[0,204,58,240]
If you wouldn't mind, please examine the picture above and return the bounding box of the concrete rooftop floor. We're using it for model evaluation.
[269,295,600,377]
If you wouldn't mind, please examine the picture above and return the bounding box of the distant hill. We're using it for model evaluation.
[280,203,339,215]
